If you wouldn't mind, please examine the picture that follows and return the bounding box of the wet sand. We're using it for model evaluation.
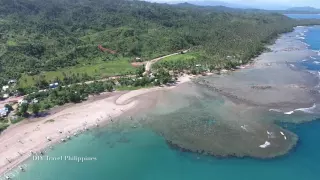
[0,75,191,176]
[136,27,320,158]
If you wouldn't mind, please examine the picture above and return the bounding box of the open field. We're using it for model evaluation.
[19,59,136,87]
[157,53,198,63]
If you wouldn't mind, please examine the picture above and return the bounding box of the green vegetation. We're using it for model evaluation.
[11,117,24,124]
[160,53,199,63]
[19,59,135,87]
[0,123,9,133]
[0,0,319,88]
[0,0,319,133]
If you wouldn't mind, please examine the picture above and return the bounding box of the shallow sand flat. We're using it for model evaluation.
[141,83,298,158]
[195,30,319,110]
[135,27,319,158]
[0,75,191,175]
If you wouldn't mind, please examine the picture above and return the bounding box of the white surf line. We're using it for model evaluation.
[269,109,282,113]
[284,111,294,115]
[280,131,287,140]
[259,141,271,148]
[240,125,249,132]
[267,131,275,139]
[284,103,316,115]
[313,61,320,64]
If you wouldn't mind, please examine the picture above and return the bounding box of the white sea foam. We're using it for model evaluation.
[313,61,320,64]
[310,56,316,60]
[240,125,249,132]
[284,111,294,115]
[259,141,271,148]
[295,103,316,113]
[284,104,316,115]
[269,109,282,112]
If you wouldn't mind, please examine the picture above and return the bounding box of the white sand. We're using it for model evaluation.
[0,75,191,175]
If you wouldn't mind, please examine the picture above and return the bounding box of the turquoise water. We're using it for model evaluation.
[5,15,320,180]
[7,120,320,180]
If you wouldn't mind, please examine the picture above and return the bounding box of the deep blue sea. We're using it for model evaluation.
[3,15,320,180]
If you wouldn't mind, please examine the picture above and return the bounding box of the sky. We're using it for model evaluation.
[144,0,320,9]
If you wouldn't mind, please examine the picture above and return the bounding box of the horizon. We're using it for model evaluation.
[144,0,320,10]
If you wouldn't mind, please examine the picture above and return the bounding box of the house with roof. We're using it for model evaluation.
[49,82,59,89]
[8,79,17,84]
[0,107,9,117]
[2,85,9,91]
[2,94,9,99]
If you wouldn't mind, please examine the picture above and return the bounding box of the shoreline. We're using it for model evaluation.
[0,26,317,176]
[143,26,320,159]
[0,75,192,176]
[196,26,319,111]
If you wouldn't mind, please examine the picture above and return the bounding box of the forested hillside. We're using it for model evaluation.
[0,0,318,87]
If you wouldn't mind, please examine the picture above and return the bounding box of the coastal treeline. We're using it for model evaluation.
[1,0,319,87]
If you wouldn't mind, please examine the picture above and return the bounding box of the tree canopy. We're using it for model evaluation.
[0,0,319,87]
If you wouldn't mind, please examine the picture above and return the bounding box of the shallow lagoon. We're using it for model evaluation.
[5,19,320,180]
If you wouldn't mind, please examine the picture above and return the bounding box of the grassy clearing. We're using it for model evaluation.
[11,117,24,124]
[160,53,198,63]
[19,59,136,87]
[0,123,9,133]
[6,40,17,46]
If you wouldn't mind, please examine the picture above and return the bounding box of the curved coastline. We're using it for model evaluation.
[140,26,320,159]
[0,76,191,177]
[1,26,320,177]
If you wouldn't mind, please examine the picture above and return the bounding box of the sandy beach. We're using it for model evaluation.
[1,26,318,175]
[0,75,191,175]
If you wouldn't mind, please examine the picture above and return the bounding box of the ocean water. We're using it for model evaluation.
[5,120,320,180]
[4,16,320,180]
[285,14,320,19]
[299,26,320,71]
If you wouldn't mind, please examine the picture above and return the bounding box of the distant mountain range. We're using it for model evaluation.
[165,1,320,13]
[178,1,250,9]
[165,1,289,10]
[285,7,320,13]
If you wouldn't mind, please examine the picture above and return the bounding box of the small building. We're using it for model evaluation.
[0,107,9,117]
[8,79,17,84]
[49,82,59,89]
[18,99,28,105]
[31,98,39,104]
[196,64,201,67]
[3,94,9,99]
[2,85,9,91]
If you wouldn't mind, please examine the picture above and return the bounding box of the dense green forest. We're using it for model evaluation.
[0,0,319,88]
